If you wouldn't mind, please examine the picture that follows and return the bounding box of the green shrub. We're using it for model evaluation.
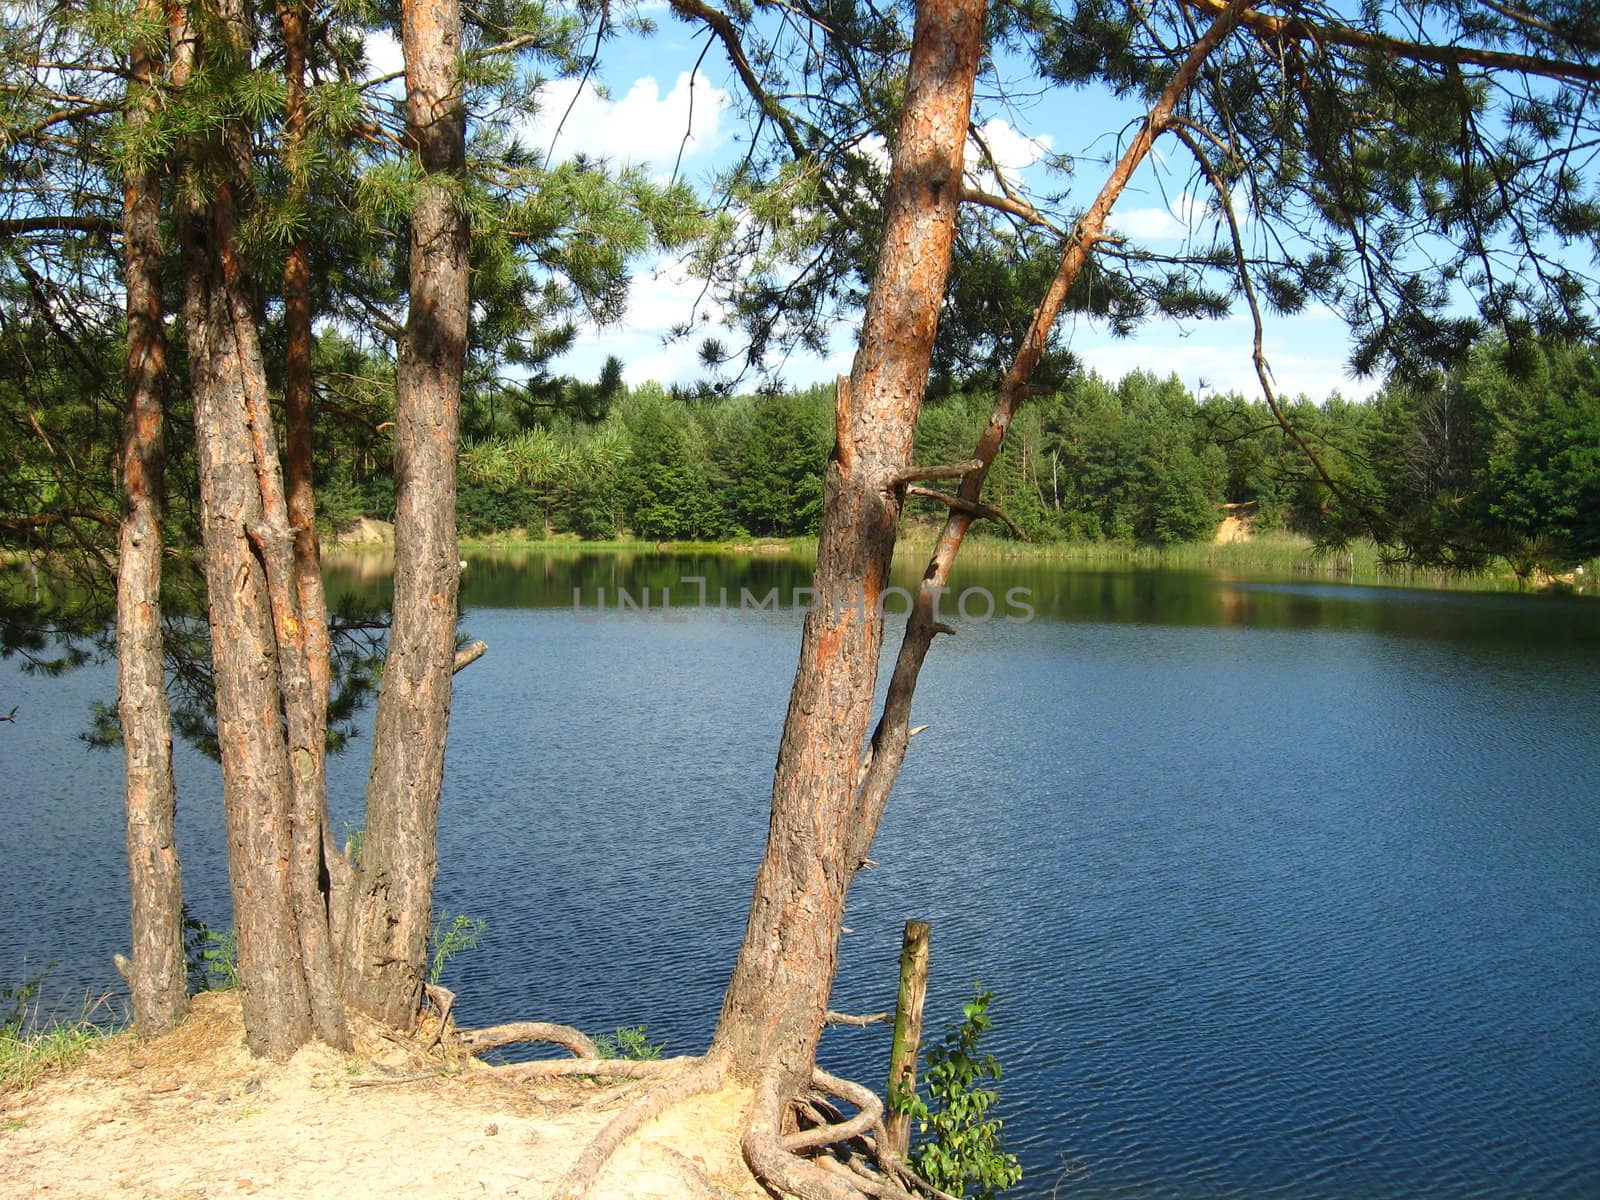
[184,911,237,993]
[594,1024,665,1061]
[427,913,487,987]
[898,986,1023,1200]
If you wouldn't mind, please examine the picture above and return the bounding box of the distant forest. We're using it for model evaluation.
[383,337,1600,571]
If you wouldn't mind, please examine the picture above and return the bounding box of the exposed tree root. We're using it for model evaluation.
[460,1024,935,1200]
[548,1049,734,1200]
[815,1156,906,1200]
[662,1147,750,1200]
[455,1013,701,1082]
[421,983,455,1051]
[457,1020,598,1057]
[744,1069,877,1200]
[781,1070,882,1153]
[518,1045,952,1200]
[745,1064,967,1200]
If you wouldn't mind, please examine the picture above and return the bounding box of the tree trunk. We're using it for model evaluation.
[176,0,347,1056]
[274,0,350,1049]
[710,0,1249,1111]
[343,0,468,1028]
[709,0,986,1097]
[182,176,314,1058]
[117,0,186,1038]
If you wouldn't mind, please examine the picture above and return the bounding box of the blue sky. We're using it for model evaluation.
[372,15,1380,401]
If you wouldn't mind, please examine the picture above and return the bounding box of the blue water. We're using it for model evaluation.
[3,559,1598,1199]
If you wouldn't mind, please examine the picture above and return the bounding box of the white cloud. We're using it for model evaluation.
[854,132,891,172]
[848,119,1051,195]
[623,261,724,331]
[524,73,731,173]
[556,258,724,386]
[556,254,867,389]
[1070,312,1376,402]
[965,118,1052,190]
[363,30,404,80]
[1109,188,1248,244]
[1110,206,1190,242]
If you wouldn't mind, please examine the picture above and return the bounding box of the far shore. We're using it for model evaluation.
[323,519,1595,598]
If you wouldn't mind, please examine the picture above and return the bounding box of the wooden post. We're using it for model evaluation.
[884,918,931,1158]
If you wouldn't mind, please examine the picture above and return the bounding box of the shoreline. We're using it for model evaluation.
[322,523,1595,598]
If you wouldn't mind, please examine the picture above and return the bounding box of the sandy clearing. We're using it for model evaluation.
[0,993,763,1200]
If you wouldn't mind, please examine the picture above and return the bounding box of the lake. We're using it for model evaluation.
[3,551,1599,1199]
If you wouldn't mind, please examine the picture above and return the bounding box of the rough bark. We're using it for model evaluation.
[273,0,350,1050]
[344,0,469,1028]
[709,0,986,1098]
[176,0,346,1057]
[182,174,314,1058]
[116,0,186,1039]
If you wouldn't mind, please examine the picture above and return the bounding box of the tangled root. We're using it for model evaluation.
[739,1065,954,1200]
[453,1011,945,1200]
[537,1050,950,1200]
[457,1019,599,1058]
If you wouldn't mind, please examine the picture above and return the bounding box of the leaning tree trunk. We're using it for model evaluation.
[710,0,1249,1108]
[343,0,469,1028]
[271,0,351,1049]
[116,0,186,1038]
[709,0,987,1099]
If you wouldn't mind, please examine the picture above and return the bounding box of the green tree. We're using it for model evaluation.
[728,392,830,535]
[1,0,699,1055]
[617,402,727,540]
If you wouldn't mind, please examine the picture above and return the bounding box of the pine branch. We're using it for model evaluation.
[1183,0,1600,84]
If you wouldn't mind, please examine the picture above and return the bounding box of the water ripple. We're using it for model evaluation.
[5,567,1600,1199]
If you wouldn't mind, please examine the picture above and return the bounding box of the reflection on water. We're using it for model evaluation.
[4,553,1599,1200]
[323,548,1600,648]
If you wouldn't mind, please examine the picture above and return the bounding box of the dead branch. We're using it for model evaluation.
[451,640,487,674]
[964,122,1064,234]
[960,186,1058,231]
[903,486,1026,539]
[348,1070,439,1087]
[422,982,455,1050]
[0,215,119,238]
[1169,126,1395,536]
[824,1010,892,1026]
